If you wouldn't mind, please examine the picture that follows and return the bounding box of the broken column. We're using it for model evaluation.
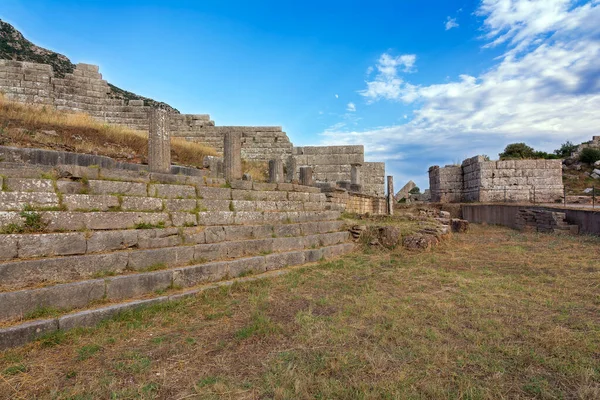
[299,166,313,186]
[350,163,362,192]
[387,175,394,215]
[223,132,242,181]
[268,159,284,183]
[148,107,171,174]
[286,156,297,183]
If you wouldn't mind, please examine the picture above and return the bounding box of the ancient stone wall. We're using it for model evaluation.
[430,156,564,203]
[362,162,386,197]
[0,60,292,162]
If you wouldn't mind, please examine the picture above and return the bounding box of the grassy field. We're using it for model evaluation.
[0,94,217,168]
[1,224,599,399]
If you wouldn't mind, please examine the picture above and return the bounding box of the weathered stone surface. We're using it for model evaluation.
[106,270,173,300]
[234,212,264,225]
[148,107,171,173]
[264,251,305,271]
[171,212,197,227]
[198,211,235,225]
[0,279,105,320]
[273,236,304,252]
[5,178,54,192]
[0,319,58,351]
[0,252,129,287]
[121,196,163,211]
[304,248,324,263]
[252,224,273,239]
[253,182,277,191]
[0,192,59,210]
[229,256,266,277]
[378,226,401,249]
[197,186,231,200]
[403,234,439,251]
[230,180,253,190]
[62,194,119,211]
[231,200,257,211]
[88,180,147,196]
[224,225,255,241]
[150,184,196,199]
[322,243,354,259]
[87,230,138,253]
[181,227,206,244]
[55,180,84,194]
[137,228,181,249]
[204,226,226,243]
[18,232,87,258]
[173,261,229,287]
[164,199,197,212]
[84,212,170,230]
[127,246,194,270]
[268,159,284,183]
[439,211,451,218]
[0,235,18,261]
[274,224,302,237]
[224,131,242,181]
[193,243,226,262]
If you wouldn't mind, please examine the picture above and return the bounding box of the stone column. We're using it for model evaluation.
[286,156,297,183]
[148,107,171,174]
[350,163,362,185]
[268,159,284,183]
[299,166,313,186]
[387,175,394,215]
[223,132,242,181]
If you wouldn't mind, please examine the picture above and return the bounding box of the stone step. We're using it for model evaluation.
[0,241,354,350]
[0,230,350,292]
[0,238,352,321]
[0,220,344,264]
[0,209,341,232]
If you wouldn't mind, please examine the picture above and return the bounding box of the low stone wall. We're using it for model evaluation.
[430,156,563,203]
[323,188,386,215]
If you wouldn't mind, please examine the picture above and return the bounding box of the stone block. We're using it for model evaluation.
[5,178,54,192]
[229,256,266,277]
[164,199,197,212]
[193,243,227,262]
[254,201,278,211]
[230,180,253,190]
[277,183,294,191]
[173,261,229,287]
[88,180,147,196]
[231,200,256,211]
[323,243,354,259]
[0,319,58,351]
[197,186,232,200]
[288,192,310,202]
[304,248,324,263]
[204,226,226,243]
[137,228,181,249]
[171,212,198,227]
[88,212,170,230]
[150,183,196,199]
[87,230,139,253]
[121,196,163,211]
[43,211,87,231]
[0,252,129,287]
[106,271,173,300]
[18,232,87,258]
[127,246,194,270]
[55,180,84,194]
[0,192,59,210]
[0,235,18,261]
[274,224,302,237]
[234,211,264,225]
[63,194,119,211]
[0,279,106,321]
[252,224,273,239]
[198,211,234,225]
[273,236,305,252]
[264,251,305,271]
[181,227,206,244]
[223,225,254,241]
[252,182,277,191]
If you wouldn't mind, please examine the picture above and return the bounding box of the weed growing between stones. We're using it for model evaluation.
[0,204,48,234]
[134,221,165,230]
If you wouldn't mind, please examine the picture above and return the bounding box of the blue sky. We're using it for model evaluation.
[2,0,600,190]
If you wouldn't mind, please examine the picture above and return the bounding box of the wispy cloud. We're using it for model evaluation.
[445,16,459,30]
[346,102,356,112]
[323,0,600,188]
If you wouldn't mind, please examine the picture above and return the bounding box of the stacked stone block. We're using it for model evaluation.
[430,156,564,203]
[515,209,574,233]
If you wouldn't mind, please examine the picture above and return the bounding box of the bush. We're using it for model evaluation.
[409,186,420,195]
[579,148,600,164]
[554,141,578,158]
[499,143,535,159]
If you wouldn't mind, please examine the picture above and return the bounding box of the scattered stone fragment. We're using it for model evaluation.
[451,218,469,233]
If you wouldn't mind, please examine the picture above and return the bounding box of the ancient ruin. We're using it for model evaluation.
[429,155,564,203]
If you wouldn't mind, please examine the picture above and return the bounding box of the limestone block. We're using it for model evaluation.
[198,211,235,226]
[272,236,305,252]
[83,212,170,230]
[252,182,278,191]
[181,227,206,245]
[288,192,310,202]
[230,180,253,190]
[277,183,294,191]
[231,200,257,211]
[225,238,272,258]
[203,200,231,211]
[204,226,226,243]
[173,261,229,287]
[164,199,197,212]
[0,235,18,261]
[264,251,305,271]
[150,183,196,199]
[127,246,194,270]
[223,225,255,241]
[0,280,105,321]
[17,232,87,258]
[106,271,173,300]
[5,178,54,192]
[234,211,265,225]
[88,180,147,196]
[87,230,139,253]
[62,194,119,211]
[255,201,278,211]
[137,228,181,249]
[193,243,227,262]
[121,197,163,212]
[42,211,87,231]
[0,319,59,351]
[0,192,59,210]
[304,248,324,263]
[229,256,267,277]
[171,212,197,227]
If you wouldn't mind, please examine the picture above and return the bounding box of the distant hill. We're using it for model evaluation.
[0,19,178,112]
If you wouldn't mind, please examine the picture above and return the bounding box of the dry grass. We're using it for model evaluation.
[0,94,217,168]
[242,160,268,182]
[1,225,600,399]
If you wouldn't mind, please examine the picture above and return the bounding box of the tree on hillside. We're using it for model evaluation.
[499,143,535,159]
[554,141,578,158]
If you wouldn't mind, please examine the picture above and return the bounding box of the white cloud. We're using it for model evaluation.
[335,94,339,99]
[445,17,459,30]
[359,53,417,102]
[346,102,356,112]
[325,0,600,188]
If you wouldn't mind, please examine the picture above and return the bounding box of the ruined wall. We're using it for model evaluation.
[323,188,386,215]
[290,146,385,197]
[430,156,564,203]
[0,60,292,162]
